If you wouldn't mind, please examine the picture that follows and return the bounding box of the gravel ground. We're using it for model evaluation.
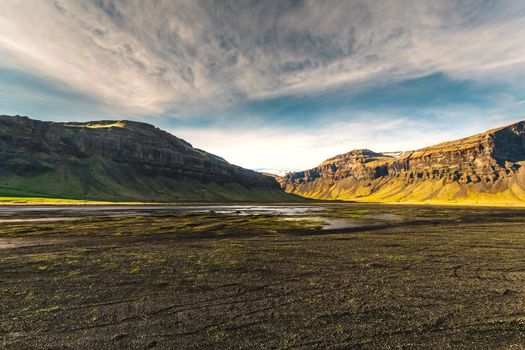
[1,204,525,349]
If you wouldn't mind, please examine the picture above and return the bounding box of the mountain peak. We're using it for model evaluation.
[323,149,394,164]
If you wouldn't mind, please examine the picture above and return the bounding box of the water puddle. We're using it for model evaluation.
[0,205,402,231]
[283,216,363,230]
[0,238,56,250]
[364,213,402,221]
[0,205,325,217]
[0,217,83,223]
[0,240,18,249]
[193,206,325,216]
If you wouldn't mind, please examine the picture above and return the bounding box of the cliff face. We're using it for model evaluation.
[282,121,525,205]
[0,115,287,201]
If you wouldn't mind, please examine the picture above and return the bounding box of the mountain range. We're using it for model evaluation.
[1,115,525,205]
[281,120,525,205]
[0,115,292,202]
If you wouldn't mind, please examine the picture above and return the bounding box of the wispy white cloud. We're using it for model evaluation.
[177,72,525,169]
[174,109,524,170]
[1,0,525,114]
[1,0,525,170]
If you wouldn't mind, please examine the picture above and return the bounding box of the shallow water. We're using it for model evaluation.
[282,216,363,230]
[0,205,324,216]
[0,237,58,250]
[0,204,404,229]
[364,213,402,221]
[192,206,326,216]
[0,217,83,223]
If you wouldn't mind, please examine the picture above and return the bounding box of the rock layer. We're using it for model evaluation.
[282,121,525,205]
[0,115,288,201]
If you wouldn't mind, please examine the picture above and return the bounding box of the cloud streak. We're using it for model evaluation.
[1,1,525,170]
[1,0,525,114]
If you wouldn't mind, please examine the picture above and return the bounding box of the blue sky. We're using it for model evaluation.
[1,0,525,171]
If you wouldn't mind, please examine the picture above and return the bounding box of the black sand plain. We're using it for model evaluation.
[1,204,524,349]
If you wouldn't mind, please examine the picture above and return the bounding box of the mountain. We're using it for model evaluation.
[282,121,525,205]
[0,115,293,202]
[253,168,300,177]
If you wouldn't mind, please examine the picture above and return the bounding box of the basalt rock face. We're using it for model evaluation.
[282,121,525,204]
[0,115,287,201]
[287,149,396,183]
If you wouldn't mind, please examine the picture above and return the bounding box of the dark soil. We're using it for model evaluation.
[1,204,525,349]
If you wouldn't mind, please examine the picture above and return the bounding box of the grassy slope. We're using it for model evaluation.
[0,197,105,205]
[0,164,298,204]
[284,121,525,207]
[285,173,525,207]
[0,180,295,203]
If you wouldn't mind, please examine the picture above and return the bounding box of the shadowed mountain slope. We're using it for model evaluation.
[282,121,525,205]
[0,115,293,202]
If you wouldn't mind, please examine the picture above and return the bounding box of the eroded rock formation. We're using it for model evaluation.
[282,121,525,204]
[0,115,286,201]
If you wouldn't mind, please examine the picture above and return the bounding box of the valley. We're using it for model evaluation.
[3,2,525,349]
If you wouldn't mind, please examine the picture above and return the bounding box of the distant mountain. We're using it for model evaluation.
[281,121,525,205]
[254,168,299,177]
[0,115,294,202]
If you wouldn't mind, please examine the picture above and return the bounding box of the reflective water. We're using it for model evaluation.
[0,204,404,230]
[0,217,83,223]
[365,213,402,221]
[282,216,363,230]
[0,205,323,216]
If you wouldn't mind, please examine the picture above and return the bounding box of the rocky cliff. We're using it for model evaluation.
[282,121,525,205]
[0,115,290,202]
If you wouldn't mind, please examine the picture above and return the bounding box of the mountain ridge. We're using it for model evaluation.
[0,115,294,202]
[281,120,525,205]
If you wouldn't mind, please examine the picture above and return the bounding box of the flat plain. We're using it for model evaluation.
[1,204,525,349]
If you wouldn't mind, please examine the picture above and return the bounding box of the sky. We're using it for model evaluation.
[1,0,525,172]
